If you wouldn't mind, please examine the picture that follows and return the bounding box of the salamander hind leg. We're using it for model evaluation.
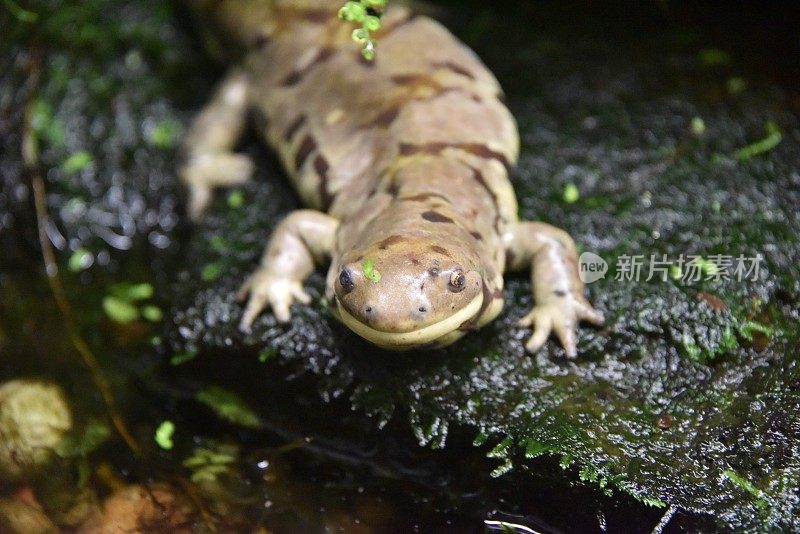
[238,210,339,331]
[179,70,255,220]
[504,222,604,358]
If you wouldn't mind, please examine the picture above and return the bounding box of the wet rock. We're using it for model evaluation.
[0,380,72,482]
[77,484,196,534]
[0,496,57,534]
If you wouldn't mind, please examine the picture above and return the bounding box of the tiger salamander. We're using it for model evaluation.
[181,0,604,356]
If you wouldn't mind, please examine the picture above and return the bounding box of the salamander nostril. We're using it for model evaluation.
[365,306,373,313]
[418,306,427,313]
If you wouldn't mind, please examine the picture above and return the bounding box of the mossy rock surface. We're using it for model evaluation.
[167,10,800,533]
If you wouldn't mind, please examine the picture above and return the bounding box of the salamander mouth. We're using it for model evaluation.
[336,291,484,350]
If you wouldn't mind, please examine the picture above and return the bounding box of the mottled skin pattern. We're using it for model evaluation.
[181,0,604,356]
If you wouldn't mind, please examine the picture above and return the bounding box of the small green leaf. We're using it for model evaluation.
[227,190,245,209]
[154,420,176,450]
[361,43,376,61]
[109,282,154,302]
[196,386,262,428]
[201,263,222,282]
[141,305,163,322]
[690,117,706,136]
[735,121,782,160]
[62,151,93,174]
[170,350,198,366]
[563,183,579,204]
[489,459,514,478]
[352,28,369,44]
[364,15,381,32]
[339,1,366,22]
[148,118,182,149]
[487,436,514,459]
[103,296,139,323]
[362,257,381,283]
[259,347,278,363]
[524,439,554,459]
[698,48,731,66]
[68,248,93,272]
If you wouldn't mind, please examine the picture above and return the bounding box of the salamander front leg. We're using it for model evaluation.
[504,222,604,358]
[179,70,254,220]
[238,210,339,331]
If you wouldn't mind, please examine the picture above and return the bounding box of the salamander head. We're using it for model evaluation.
[331,237,485,350]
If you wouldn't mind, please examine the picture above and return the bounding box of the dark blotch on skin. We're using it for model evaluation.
[400,192,451,203]
[295,135,317,170]
[421,210,454,224]
[368,106,401,128]
[429,245,452,257]
[280,47,335,86]
[283,115,306,141]
[301,9,334,23]
[253,32,271,49]
[398,142,511,173]
[386,180,401,198]
[433,60,476,80]
[313,155,334,209]
[469,167,500,213]
[375,12,418,37]
[377,235,406,250]
[554,289,567,297]
[470,231,483,241]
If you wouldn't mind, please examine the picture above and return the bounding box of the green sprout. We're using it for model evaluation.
[183,445,238,483]
[103,282,162,324]
[339,0,388,60]
[154,420,175,450]
[735,121,782,160]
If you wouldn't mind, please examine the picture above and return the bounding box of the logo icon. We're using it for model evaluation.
[579,252,608,284]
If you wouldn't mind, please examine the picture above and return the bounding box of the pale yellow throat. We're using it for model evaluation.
[336,291,484,350]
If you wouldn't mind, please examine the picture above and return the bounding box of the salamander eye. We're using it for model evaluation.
[448,269,466,292]
[339,269,355,293]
